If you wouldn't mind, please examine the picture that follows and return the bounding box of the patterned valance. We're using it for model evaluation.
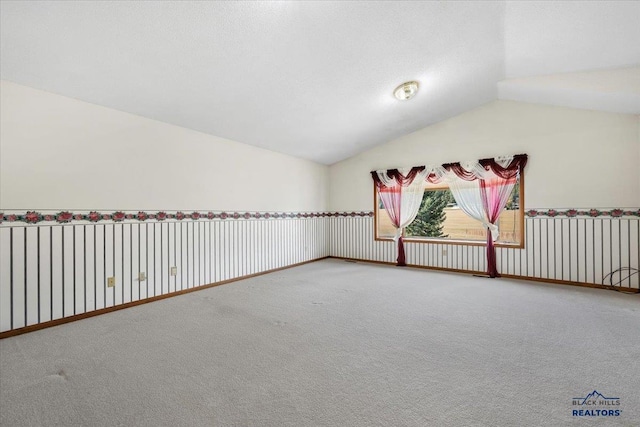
[371,154,528,187]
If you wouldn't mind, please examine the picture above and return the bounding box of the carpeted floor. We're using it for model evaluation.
[1,259,638,426]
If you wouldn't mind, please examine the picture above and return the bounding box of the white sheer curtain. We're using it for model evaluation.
[374,167,428,266]
[395,171,426,240]
[445,174,500,241]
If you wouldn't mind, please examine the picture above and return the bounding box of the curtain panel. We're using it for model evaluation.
[371,167,428,266]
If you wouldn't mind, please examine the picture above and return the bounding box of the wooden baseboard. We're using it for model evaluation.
[0,256,330,340]
[500,274,640,293]
[328,256,640,294]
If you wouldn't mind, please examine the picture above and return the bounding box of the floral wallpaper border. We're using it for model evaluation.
[0,210,374,225]
[1,209,638,225]
[525,209,639,218]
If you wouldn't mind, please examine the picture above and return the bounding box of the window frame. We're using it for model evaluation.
[373,172,525,249]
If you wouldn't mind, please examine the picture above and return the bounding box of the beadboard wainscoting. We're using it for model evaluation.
[329,210,640,290]
[0,211,330,335]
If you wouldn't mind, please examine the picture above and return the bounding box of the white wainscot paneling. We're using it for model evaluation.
[0,215,330,333]
[329,215,640,289]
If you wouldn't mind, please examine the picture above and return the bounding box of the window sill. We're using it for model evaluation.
[374,236,524,249]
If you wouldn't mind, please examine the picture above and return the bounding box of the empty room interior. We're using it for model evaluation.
[1,1,639,426]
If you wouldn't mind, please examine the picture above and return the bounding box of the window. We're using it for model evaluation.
[374,175,523,247]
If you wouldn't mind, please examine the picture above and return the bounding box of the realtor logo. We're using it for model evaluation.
[572,390,621,417]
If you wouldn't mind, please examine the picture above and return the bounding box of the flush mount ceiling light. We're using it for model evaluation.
[394,81,419,100]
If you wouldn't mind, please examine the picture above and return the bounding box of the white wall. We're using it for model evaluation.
[329,100,640,211]
[0,81,328,212]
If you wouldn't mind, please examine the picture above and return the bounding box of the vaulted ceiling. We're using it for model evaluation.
[1,1,639,164]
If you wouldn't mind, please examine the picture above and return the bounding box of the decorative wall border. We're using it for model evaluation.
[0,211,375,225]
[525,209,640,218]
[2,209,637,225]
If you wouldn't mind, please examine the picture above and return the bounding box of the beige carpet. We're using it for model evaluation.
[1,259,639,426]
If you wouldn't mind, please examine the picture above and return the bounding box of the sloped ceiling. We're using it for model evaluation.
[498,66,640,115]
[500,1,640,114]
[1,1,638,164]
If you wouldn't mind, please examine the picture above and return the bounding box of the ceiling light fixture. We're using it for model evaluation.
[394,81,419,100]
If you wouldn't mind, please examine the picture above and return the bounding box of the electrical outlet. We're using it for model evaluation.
[107,277,116,288]
[138,272,146,281]
[442,247,448,256]
[170,267,177,276]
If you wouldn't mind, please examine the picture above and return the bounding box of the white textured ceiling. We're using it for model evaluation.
[1,1,639,164]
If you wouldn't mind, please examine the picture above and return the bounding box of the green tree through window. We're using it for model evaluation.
[405,189,453,238]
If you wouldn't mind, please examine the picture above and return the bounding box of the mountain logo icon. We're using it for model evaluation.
[573,390,619,406]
